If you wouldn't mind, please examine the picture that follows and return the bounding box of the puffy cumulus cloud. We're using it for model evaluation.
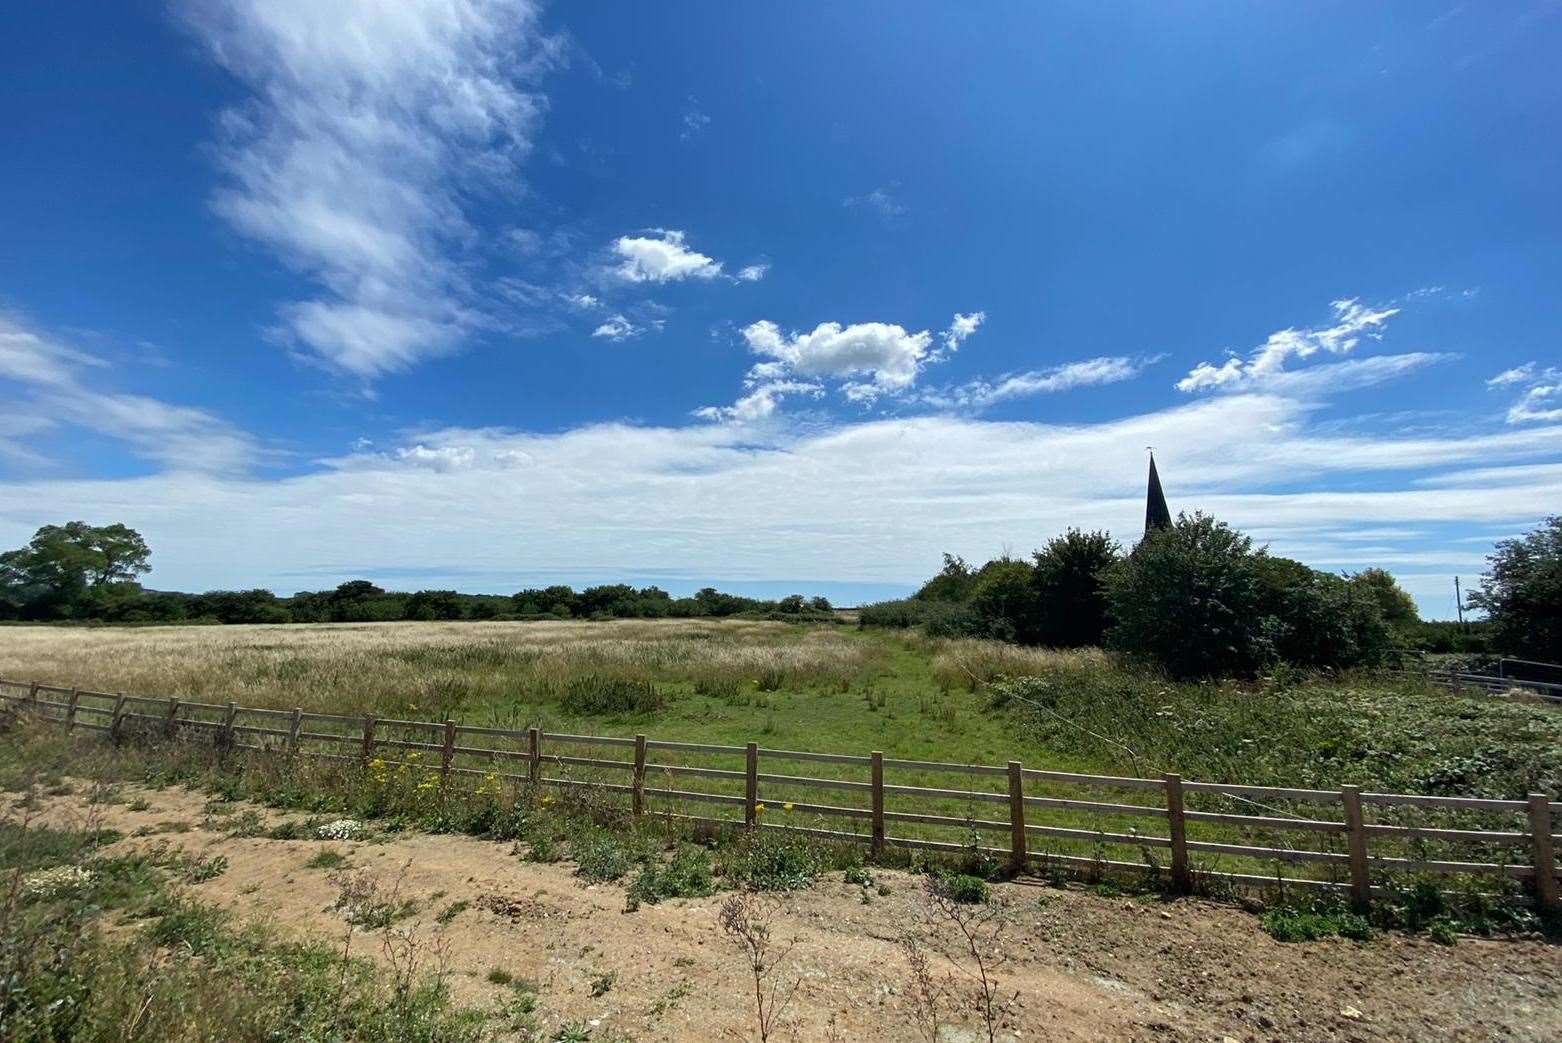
[1177,298,1399,392]
[696,312,986,420]
[0,315,260,473]
[940,312,985,354]
[6,394,1559,613]
[743,320,932,396]
[395,444,476,470]
[182,0,560,378]
[611,230,725,283]
[1487,363,1562,424]
[736,264,770,282]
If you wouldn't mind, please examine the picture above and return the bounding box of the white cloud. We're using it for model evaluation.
[591,315,643,341]
[736,264,770,282]
[182,0,559,378]
[611,230,725,283]
[395,444,475,471]
[699,312,986,419]
[923,355,1153,410]
[1487,362,1562,424]
[568,293,601,309]
[844,186,907,219]
[6,394,1558,619]
[1177,298,1399,392]
[940,312,985,354]
[742,320,933,396]
[0,315,259,473]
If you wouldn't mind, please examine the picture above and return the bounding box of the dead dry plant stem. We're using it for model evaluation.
[899,934,945,1043]
[718,890,801,1043]
[921,877,1013,1043]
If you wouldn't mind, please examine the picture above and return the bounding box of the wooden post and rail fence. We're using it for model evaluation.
[1,677,1557,914]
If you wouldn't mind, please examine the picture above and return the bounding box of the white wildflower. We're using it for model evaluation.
[22,865,94,899]
[315,818,363,841]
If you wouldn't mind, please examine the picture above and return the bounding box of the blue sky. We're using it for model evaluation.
[2,1,1560,615]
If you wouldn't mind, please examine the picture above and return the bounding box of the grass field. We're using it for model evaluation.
[2,619,1558,944]
[3,619,1558,799]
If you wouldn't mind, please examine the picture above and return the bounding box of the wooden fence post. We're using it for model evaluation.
[1528,793,1559,914]
[1342,785,1371,912]
[287,708,303,754]
[360,714,377,765]
[1165,773,1190,893]
[109,692,126,742]
[164,697,180,738]
[1007,760,1027,875]
[440,720,457,782]
[527,727,541,785]
[745,742,759,829]
[64,688,80,732]
[632,734,647,817]
[27,682,39,712]
[221,701,238,752]
[870,751,885,859]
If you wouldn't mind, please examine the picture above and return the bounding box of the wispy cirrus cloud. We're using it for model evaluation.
[922,355,1157,411]
[1488,362,1562,423]
[182,0,561,379]
[0,314,260,473]
[1176,298,1399,392]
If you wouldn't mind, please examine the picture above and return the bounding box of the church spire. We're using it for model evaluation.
[1145,452,1172,534]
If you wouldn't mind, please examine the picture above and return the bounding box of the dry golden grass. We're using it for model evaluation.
[0,619,876,716]
[927,637,1109,691]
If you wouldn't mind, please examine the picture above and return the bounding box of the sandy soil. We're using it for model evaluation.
[18,782,1561,1043]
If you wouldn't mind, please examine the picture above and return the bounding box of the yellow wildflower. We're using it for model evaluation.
[754,802,766,814]
[783,802,794,813]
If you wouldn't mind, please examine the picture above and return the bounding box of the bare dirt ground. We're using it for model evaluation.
[19,781,1561,1043]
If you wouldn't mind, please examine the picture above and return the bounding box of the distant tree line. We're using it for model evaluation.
[862,512,1562,678]
[0,522,835,626]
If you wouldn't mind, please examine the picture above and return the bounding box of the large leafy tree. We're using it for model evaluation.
[1348,568,1419,631]
[0,521,150,618]
[1104,513,1270,678]
[1467,516,1562,661]
[1030,529,1121,647]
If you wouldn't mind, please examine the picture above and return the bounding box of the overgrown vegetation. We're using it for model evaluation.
[0,819,491,1042]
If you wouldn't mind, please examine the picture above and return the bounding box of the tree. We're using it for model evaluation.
[1467,516,1562,661]
[1030,529,1120,647]
[403,589,463,621]
[1103,513,1271,679]
[914,554,976,603]
[1348,568,1419,631]
[0,521,151,619]
[1256,557,1392,669]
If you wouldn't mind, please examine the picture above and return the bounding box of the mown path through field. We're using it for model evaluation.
[24,781,1562,1042]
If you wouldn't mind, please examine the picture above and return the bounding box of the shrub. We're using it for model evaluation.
[558,675,665,715]
[1030,529,1121,647]
[722,834,825,891]
[967,558,1039,643]
[1260,905,1372,943]
[626,846,717,910]
[937,873,991,904]
[570,828,643,882]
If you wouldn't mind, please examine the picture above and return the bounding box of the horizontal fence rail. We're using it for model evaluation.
[1423,668,1562,703]
[1,677,1557,913]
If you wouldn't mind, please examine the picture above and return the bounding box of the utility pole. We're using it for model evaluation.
[1454,576,1465,628]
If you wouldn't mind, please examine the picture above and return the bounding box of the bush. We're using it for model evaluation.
[625,846,718,909]
[967,558,1040,642]
[721,834,825,891]
[935,873,990,904]
[1030,529,1121,648]
[558,675,665,715]
[1260,904,1371,943]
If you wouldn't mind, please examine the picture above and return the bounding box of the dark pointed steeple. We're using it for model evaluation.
[1145,452,1172,534]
